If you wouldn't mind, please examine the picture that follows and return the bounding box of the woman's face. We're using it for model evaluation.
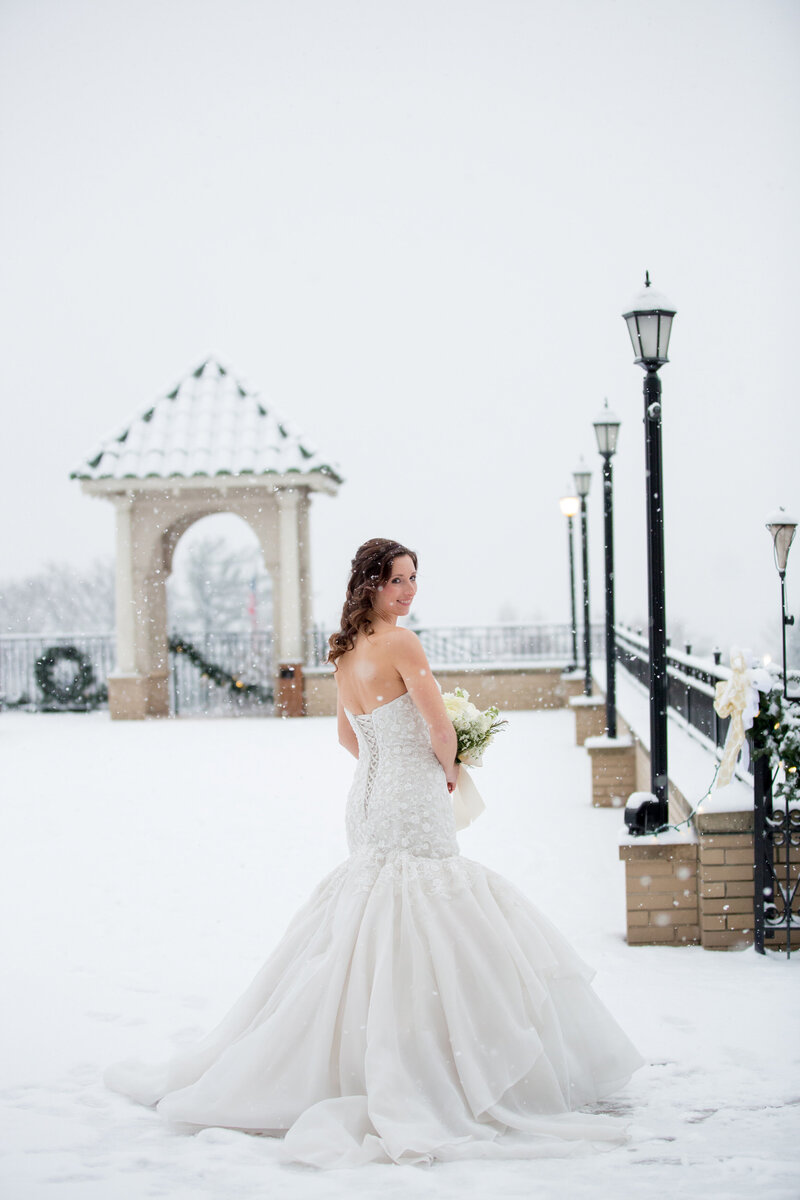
[373,555,417,621]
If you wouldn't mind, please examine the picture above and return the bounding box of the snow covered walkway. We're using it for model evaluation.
[1,709,798,1199]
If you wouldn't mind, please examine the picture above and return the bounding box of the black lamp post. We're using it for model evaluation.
[573,458,592,697]
[765,506,797,699]
[623,272,676,832]
[559,491,580,671]
[593,400,621,739]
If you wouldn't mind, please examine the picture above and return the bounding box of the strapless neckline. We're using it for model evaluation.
[344,692,412,721]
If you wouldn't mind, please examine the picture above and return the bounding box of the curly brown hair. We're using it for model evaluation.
[327,538,418,666]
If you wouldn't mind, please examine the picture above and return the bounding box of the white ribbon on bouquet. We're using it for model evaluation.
[452,768,486,831]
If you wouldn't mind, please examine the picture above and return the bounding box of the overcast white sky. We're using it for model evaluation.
[1,0,798,655]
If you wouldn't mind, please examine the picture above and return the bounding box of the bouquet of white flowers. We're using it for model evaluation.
[442,687,507,768]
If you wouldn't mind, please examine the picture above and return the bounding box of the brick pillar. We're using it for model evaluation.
[585,736,635,808]
[695,808,755,951]
[619,838,700,945]
[569,695,605,746]
[276,663,304,718]
[560,673,585,703]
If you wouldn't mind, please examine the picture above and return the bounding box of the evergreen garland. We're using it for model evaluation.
[753,687,800,804]
[169,636,273,704]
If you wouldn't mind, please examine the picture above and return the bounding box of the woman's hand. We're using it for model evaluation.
[446,762,461,794]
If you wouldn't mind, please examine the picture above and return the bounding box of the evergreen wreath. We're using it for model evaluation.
[753,688,800,804]
[169,636,273,704]
[35,645,96,706]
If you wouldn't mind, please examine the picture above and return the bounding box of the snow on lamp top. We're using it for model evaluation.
[573,457,592,498]
[70,358,343,488]
[765,505,798,573]
[593,398,621,457]
[622,272,676,368]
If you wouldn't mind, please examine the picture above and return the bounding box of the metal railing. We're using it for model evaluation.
[614,624,732,752]
[2,623,599,715]
[307,623,603,668]
[0,633,115,709]
[169,631,274,717]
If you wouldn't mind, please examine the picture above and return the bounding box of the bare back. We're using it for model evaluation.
[335,628,409,715]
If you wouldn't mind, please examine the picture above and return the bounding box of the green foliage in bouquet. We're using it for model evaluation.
[442,686,508,767]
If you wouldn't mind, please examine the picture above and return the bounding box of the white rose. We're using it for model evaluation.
[443,693,470,721]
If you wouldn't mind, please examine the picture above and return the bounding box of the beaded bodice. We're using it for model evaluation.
[344,693,459,861]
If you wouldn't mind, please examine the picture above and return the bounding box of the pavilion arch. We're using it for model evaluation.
[164,509,275,632]
[71,358,342,718]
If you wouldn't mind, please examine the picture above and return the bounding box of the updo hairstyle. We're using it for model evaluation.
[327,538,417,666]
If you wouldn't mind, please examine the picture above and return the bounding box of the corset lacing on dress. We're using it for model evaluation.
[353,713,379,815]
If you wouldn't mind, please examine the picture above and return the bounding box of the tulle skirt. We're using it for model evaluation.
[106,850,643,1166]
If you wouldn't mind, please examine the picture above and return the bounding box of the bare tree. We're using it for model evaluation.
[0,559,115,633]
[168,536,273,634]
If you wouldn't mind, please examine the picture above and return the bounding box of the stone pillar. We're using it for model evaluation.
[106,495,170,719]
[585,735,635,808]
[569,694,605,745]
[108,494,149,719]
[619,834,700,945]
[297,492,314,663]
[275,488,304,715]
[695,806,755,951]
[112,494,136,675]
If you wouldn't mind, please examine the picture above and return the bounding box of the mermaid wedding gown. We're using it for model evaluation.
[106,692,643,1166]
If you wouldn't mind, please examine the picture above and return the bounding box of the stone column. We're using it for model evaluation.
[107,494,149,719]
[275,488,304,716]
[297,491,314,663]
[106,494,170,719]
[112,494,136,675]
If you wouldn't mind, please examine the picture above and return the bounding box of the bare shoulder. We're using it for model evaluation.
[384,626,421,647]
[381,626,425,659]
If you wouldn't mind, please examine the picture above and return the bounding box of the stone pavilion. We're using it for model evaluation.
[72,358,342,719]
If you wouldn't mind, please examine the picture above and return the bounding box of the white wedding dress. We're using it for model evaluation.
[106,692,643,1166]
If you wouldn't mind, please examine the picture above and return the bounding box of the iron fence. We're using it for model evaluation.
[169,631,274,717]
[306,623,603,668]
[2,623,597,715]
[614,623,734,753]
[0,633,115,709]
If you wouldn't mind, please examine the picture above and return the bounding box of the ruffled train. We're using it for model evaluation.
[106,850,643,1166]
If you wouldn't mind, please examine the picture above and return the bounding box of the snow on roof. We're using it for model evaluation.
[71,358,344,486]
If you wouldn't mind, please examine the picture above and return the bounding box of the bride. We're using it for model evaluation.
[106,537,643,1166]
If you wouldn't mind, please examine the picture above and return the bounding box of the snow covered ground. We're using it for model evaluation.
[1,708,798,1199]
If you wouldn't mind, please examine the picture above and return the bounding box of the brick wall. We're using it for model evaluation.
[619,841,700,946]
[303,666,583,717]
[695,811,754,950]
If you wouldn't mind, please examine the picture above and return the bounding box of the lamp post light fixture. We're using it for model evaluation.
[623,272,676,833]
[765,506,798,699]
[593,400,621,739]
[559,492,580,671]
[573,458,593,697]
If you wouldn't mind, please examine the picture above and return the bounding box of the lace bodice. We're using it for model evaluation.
[344,693,459,862]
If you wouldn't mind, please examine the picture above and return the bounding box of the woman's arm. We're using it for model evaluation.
[336,691,359,759]
[391,629,459,791]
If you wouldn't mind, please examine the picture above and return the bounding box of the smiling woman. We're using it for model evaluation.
[327,538,419,666]
[106,537,644,1167]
